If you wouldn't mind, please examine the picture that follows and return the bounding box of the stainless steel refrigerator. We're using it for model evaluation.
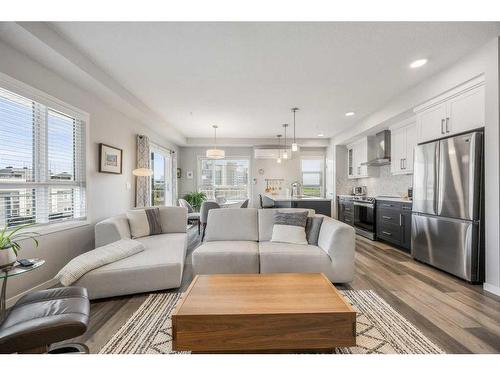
[411,131,484,282]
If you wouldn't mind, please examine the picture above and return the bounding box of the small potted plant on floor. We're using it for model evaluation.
[183,192,207,212]
[0,224,39,269]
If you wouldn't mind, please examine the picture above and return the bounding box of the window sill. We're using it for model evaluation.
[8,220,91,237]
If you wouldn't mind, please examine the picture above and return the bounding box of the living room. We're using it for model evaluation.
[1,1,500,373]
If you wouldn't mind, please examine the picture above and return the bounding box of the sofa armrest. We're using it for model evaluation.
[95,215,131,247]
[317,216,356,282]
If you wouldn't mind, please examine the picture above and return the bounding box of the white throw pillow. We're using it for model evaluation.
[271,224,308,245]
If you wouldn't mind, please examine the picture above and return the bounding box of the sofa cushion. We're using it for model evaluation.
[127,207,162,238]
[258,208,315,242]
[192,241,259,275]
[205,208,259,241]
[258,241,334,279]
[74,233,187,299]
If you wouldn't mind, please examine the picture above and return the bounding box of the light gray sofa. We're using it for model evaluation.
[192,208,356,283]
[74,206,188,300]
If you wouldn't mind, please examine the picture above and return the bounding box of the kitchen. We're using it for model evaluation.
[335,76,485,283]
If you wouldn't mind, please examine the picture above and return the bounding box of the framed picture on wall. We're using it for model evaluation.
[99,143,123,174]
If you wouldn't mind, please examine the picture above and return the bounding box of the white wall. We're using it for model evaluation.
[178,146,326,208]
[330,38,500,296]
[0,40,179,301]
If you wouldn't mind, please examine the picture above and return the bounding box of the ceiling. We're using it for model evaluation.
[48,22,500,139]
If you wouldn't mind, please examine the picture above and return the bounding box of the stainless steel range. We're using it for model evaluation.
[353,196,376,240]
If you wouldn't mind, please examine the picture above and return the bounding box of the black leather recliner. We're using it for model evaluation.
[0,286,90,354]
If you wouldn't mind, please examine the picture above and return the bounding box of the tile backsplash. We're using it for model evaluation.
[337,164,413,197]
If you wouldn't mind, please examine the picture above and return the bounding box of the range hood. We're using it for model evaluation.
[361,130,391,166]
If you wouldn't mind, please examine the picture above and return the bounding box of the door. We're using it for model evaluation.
[437,132,482,221]
[412,141,439,215]
[417,103,447,143]
[447,85,485,135]
[404,123,417,173]
[353,201,375,232]
[390,127,405,174]
[411,214,479,282]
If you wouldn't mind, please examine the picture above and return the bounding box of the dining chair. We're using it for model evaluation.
[179,198,201,234]
[259,194,275,209]
[200,201,220,241]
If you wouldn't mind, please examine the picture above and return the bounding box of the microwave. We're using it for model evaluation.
[352,186,367,196]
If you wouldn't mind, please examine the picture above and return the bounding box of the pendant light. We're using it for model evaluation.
[276,134,282,164]
[291,107,299,152]
[282,124,289,159]
[206,125,225,159]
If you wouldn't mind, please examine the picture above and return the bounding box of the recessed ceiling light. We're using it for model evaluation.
[410,59,428,68]
[317,133,324,137]
[345,112,355,117]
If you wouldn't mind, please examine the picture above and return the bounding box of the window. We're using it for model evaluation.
[0,85,86,229]
[301,158,324,197]
[150,144,173,206]
[198,158,249,201]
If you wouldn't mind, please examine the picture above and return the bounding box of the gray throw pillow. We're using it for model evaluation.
[305,216,324,245]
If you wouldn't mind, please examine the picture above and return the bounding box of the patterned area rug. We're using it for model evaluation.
[99,290,444,354]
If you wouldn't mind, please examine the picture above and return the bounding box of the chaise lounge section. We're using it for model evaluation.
[192,208,355,283]
[74,206,188,299]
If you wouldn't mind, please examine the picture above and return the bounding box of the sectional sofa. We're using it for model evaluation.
[192,208,356,283]
[74,206,188,299]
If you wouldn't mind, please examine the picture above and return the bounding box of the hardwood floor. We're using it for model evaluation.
[72,228,500,354]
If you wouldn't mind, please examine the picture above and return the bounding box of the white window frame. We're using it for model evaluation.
[0,72,90,233]
[197,156,251,202]
[300,156,325,197]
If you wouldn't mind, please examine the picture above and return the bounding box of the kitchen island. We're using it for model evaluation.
[263,194,332,216]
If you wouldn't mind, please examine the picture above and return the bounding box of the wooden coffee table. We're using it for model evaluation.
[172,273,356,353]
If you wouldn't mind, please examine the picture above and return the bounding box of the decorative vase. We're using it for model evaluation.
[0,247,17,269]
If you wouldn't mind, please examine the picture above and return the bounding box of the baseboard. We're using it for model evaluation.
[6,278,59,308]
[483,282,500,297]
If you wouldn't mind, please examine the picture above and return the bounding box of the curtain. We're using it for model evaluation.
[136,134,151,207]
[172,151,178,205]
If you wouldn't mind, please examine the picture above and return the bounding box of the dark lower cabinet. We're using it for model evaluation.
[376,201,412,252]
[337,197,354,226]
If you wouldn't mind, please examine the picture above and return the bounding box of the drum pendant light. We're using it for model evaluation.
[206,125,225,159]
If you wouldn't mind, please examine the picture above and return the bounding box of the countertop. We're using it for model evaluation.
[375,196,413,203]
[264,193,331,202]
[337,194,413,203]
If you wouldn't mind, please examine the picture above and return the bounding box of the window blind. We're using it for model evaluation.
[0,86,86,229]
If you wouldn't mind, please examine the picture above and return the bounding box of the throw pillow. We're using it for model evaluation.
[305,216,324,245]
[271,211,309,245]
[127,207,163,239]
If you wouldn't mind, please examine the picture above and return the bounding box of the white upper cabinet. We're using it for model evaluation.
[447,85,485,135]
[414,77,485,144]
[390,118,417,175]
[347,137,378,179]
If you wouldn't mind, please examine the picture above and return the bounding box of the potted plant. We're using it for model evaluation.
[183,192,207,212]
[0,224,39,269]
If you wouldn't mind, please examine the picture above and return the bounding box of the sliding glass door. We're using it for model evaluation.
[151,145,173,206]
